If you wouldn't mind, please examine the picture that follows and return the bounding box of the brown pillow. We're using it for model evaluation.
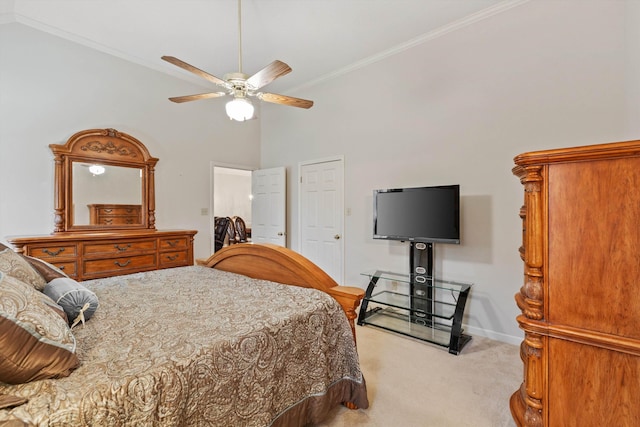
[0,245,46,291]
[0,272,79,384]
[24,256,68,282]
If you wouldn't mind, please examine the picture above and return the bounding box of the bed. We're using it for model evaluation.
[0,243,368,426]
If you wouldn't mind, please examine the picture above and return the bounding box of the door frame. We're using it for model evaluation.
[297,155,345,284]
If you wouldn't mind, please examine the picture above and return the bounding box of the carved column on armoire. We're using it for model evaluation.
[511,164,545,427]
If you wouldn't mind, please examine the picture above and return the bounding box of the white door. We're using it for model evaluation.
[251,167,286,246]
[299,158,344,284]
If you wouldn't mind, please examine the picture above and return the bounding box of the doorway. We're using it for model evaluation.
[210,164,287,252]
[211,166,252,251]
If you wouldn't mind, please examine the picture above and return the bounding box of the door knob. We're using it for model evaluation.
[277,232,284,236]
[334,234,341,240]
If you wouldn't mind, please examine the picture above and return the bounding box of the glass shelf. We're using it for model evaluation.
[357,269,472,354]
[361,270,471,294]
[367,290,458,320]
[362,306,453,346]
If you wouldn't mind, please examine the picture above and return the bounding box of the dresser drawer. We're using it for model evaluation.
[88,204,142,226]
[27,244,78,260]
[83,240,156,257]
[33,260,77,279]
[159,250,189,267]
[159,237,189,251]
[83,254,157,278]
[97,216,140,226]
[96,206,140,216]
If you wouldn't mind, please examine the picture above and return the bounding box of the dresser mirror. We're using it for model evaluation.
[72,162,143,225]
[50,128,158,232]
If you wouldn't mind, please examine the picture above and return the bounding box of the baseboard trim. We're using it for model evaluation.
[465,324,522,346]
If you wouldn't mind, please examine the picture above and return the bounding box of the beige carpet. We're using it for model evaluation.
[318,325,520,427]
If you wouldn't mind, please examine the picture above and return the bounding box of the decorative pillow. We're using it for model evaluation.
[0,272,79,384]
[44,277,99,327]
[0,244,46,291]
[24,256,68,282]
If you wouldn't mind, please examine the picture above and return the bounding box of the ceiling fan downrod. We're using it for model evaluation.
[237,0,243,74]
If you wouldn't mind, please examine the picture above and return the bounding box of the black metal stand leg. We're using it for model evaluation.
[357,270,382,325]
[448,287,471,354]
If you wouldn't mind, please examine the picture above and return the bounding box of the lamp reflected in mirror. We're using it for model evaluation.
[89,164,105,176]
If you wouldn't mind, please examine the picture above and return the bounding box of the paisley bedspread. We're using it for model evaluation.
[0,266,368,426]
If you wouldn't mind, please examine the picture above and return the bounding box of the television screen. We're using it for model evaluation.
[373,185,460,244]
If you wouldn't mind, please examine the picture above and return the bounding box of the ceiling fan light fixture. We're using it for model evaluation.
[226,97,254,121]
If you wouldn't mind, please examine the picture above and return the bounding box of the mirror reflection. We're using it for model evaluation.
[72,162,142,225]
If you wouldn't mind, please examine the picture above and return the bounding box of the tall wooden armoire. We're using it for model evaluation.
[511,140,640,426]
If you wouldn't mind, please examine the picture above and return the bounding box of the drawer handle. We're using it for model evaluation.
[126,208,134,213]
[104,219,113,224]
[114,259,131,268]
[104,209,113,213]
[42,248,65,257]
[126,218,134,224]
[167,240,179,247]
[114,244,132,252]
[166,254,178,261]
[58,265,65,270]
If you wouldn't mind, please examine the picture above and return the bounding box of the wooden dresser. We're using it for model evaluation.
[7,128,200,282]
[511,140,640,426]
[8,230,197,281]
[88,204,142,226]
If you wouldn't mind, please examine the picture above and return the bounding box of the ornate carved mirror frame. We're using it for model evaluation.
[50,128,158,233]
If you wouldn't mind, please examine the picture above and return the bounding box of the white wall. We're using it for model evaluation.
[627,0,640,133]
[260,1,640,343]
[0,23,261,258]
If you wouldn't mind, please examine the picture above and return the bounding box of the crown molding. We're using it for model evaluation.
[11,12,211,89]
[289,0,530,94]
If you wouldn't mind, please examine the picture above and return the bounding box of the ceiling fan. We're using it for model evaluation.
[162,0,313,121]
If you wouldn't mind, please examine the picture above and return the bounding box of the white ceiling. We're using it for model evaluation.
[3,0,526,96]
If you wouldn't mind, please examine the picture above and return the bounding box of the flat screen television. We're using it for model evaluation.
[373,185,460,244]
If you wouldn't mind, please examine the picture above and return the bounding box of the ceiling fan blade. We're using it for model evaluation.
[168,92,227,103]
[246,60,292,90]
[259,92,314,109]
[161,56,227,86]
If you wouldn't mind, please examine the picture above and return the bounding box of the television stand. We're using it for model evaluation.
[357,269,472,354]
